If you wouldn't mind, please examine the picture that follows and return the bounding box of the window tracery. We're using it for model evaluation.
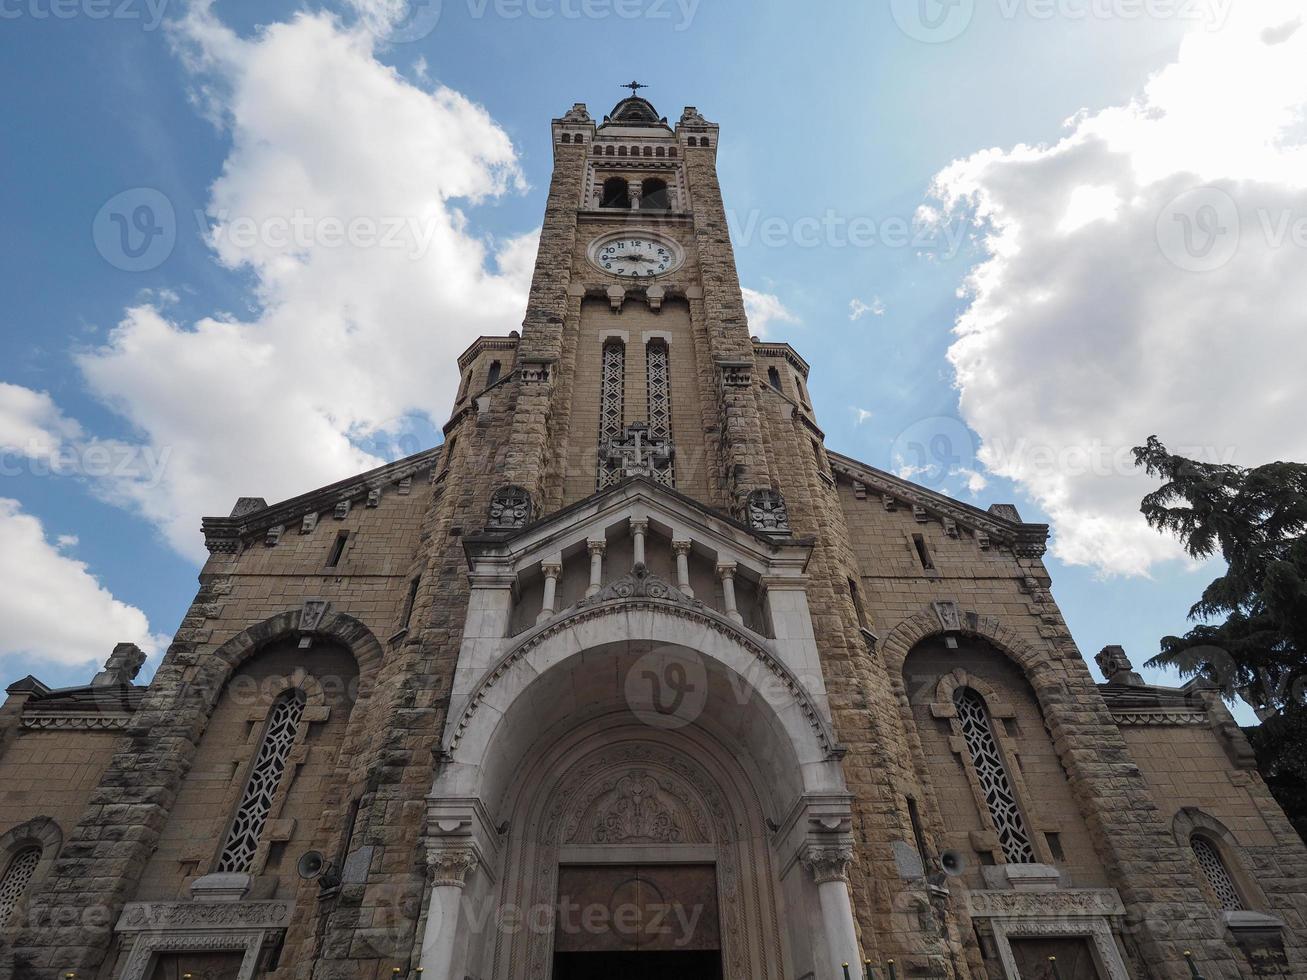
[645,340,674,486]
[597,341,626,489]
[216,689,306,873]
[954,686,1035,863]
[1191,835,1244,911]
[0,846,41,927]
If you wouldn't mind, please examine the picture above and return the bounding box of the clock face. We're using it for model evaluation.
[592,235,678,278]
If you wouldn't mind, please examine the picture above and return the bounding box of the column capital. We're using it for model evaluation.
[629,518,650,535]
[801,844,854,885]
[715,561,737,580]
[540,560,563,578]
[671,539,692,556]
[587,538,607,556]
[427,847,478,888]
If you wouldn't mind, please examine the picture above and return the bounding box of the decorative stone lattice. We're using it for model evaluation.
[954,687,1036,863]
[216,691,306,873]
[597,341,625,489]
[1191,836,1243,911]
[0,846,41,926]
[645,340,675,486]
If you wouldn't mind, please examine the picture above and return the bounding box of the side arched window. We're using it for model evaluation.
[0,846,41,927]
[600,177,629,209]
[640,178,671,211]
[1191,835,1244,911]
[954,686,1036,863]
[216,689,307,873]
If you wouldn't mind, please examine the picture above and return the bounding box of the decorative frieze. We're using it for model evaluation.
[117,900,293,931]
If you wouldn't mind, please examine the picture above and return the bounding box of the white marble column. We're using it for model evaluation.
[537,560,562,623]
[419,849,478,980]
[630,518,648,567]
[671,540,694,597]
[716,562,742,624]
[586,539,606,597]
[802,845,860,974]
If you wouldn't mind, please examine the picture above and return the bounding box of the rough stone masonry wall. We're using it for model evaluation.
[1123,719,1307,970]
[836,475,1260,979]
[755,383,966,978]
[10,469,434,980]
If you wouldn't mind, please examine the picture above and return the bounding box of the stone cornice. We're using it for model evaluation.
[827,451,1049,557]
[1110,710,1209,727]
[751,340,810,377]
[455,334,520,371]
[201,444,443,554]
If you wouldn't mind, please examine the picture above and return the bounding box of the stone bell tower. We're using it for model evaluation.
[493,87,771,519]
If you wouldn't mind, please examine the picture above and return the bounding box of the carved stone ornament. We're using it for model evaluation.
[92,642,147,687]
[299,599,330,633]
[601,422,673,482]
[746,488,791,535]
[576,563,700,609]
[488,485,533,530]
[560,102,592,124]
[932,600,963,633]
[117,900,293,931]
[264,524,283,547]
[801,844,854,884]
[679,106,708,126]
[427,848,478,888]
[591,773,688,844]
[1095,644,1144,686]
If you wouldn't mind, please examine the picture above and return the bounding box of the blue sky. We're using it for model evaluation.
[2,0,1305,723]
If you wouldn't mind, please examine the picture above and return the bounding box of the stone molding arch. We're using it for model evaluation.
[1173,807,1269,912]
[206,606,383,686]
[879,607,1048,681]
[444,597,837,761]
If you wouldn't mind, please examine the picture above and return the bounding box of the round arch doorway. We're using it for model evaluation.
[493,719,787,980]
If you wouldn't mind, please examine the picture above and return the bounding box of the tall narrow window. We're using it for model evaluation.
[645,340,674,486]
[954,687,1035,863]
[906,796,931,873]
[401,575,420,630]
[486,360,501,386]
[1191,836,1244,911]
[767,366,781,390]
[217,690,307,873]
[597,340,626,489]
[0,846,41,927]
[326,531,349,568]
[912,533,935,571]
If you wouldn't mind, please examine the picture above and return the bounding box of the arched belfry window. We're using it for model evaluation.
[0,846,41,927]
[216,688,307,873]
[487,360,502,386]
[646,339,674,486]
[640,178,671,211]
[600,177,629,209]
[1191,835,1244,911]
[954,686,1036,863]
[597,340,626,489]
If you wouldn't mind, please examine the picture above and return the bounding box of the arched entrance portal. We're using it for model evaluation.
[422,606,861,980]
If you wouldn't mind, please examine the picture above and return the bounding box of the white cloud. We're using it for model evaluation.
[931,4,1307,576]
[0,382,82,461]
[742,287,799,338]
[851,406,873,425]
[73,5,536,560]
[0,499,163,669]
[848,297,885,321]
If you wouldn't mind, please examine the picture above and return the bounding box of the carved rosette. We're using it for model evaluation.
[488,485,533,530]
[802,844,854,885]
[427,848,479,888]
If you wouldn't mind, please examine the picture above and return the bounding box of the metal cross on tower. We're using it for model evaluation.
[621,80,648,96]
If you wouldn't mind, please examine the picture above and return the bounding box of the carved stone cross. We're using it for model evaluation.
[602,422,673,480]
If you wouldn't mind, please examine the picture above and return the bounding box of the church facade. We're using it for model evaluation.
[1,93,1304,980]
